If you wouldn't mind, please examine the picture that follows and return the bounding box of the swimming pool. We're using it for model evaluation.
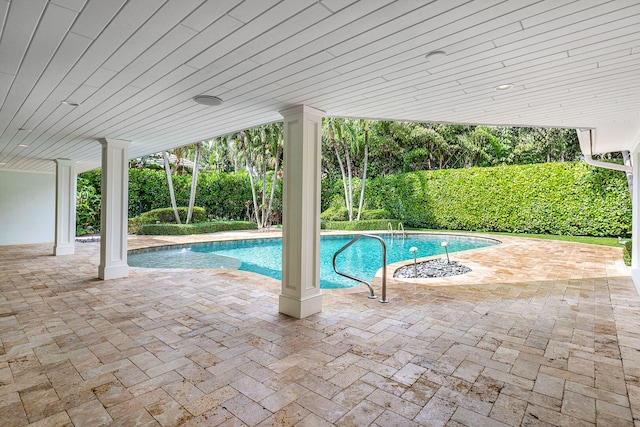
[128,233,499,289]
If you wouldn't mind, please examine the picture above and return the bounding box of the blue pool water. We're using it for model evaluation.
[128,234,499,289]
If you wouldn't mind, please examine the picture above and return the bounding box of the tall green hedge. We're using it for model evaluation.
[78,169,273,230]
[139,221,257,235]
[126,169,266,220]
[360,162,630,236]
[81,162,629,237]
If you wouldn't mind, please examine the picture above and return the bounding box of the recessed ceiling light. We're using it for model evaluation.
[193,95,223,106]
[61,100,80,107]
[425,50,447,62]
[18,144,28,148]
[495,84,514,91]
[0,162,6,165]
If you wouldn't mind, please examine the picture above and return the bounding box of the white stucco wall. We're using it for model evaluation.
[0,170,55,245]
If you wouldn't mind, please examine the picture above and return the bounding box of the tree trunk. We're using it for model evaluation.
[241,132,262,228]
[356,123,369,221]
[261,134,268,226]
[622,150,633,200]
[186,142,201,224]
[162,151,181,224]
[340,128,353,221]
[329,127,350,220]
[266,145,281,227]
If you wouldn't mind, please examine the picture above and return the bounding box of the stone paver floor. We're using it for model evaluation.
[2,231,640,426]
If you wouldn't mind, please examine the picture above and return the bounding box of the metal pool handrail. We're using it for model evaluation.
[397,222,406,239]
[332,234,389,303]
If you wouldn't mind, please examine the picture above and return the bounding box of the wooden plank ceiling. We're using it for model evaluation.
[0,0,639,173]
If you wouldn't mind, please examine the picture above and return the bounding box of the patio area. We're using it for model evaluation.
[1,232,639,426]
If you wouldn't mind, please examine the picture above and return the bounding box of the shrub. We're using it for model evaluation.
[139,221,257,235]
[321,206,349,221]
[129,207,207,234]
[359,209,392,220]
[321,219,400,231]
[128,216,144,235]
[137,206,206,224]
[624,241,632,266]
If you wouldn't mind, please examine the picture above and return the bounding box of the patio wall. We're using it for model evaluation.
[0,170,54,245]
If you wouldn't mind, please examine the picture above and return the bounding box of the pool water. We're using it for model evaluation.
[128,234,499,289]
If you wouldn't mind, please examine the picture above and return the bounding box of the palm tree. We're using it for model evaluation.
[172,146,188,174]
[161,150,181,224]
[205,137,232,172]
[325,118,352,220]
[235,124,284,229]
[238,130,261,225]
[339,120,355,220]
[186,142,202,224]
[263,123,283,226]
[356,120,369,221]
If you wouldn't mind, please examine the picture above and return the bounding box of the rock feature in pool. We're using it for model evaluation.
[394,258,471,278]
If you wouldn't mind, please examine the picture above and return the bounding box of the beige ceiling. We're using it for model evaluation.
[1,0,639,174]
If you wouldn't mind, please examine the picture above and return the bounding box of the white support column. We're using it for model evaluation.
[98,138,130,280]
[279,105,325,318]
[631,149,640,291]
[53,159,76,255]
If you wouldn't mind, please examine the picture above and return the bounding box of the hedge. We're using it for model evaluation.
[320,207,393,221]
[140,206,206,223]
[82,161,630,238]
[360,209,392,220]
[361,162,631,237]
[624,241,632,266]
[79,168,279,223]
[128,169,261,220]
[321,206,349,221]
[128,207,207,234]
[139,221,257,235]
[321,219,400,231]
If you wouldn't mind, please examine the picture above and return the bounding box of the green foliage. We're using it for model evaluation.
[624,241,632,266]
[364,162,631,237]
[321,203,391,222]
[139,221,257,235]
[404,148,431,172]
[321,179,346,213]
[80,169,102,192]
[321,206,349,221]
[195,171,261,221]
[359,209,392,220]
[323,121,581,179]
[321,219,399,231]
[127,216,144,235]
[79,169,260,231]
[76,177,101,235]
[128,206,206,234]
[139,207,206,223]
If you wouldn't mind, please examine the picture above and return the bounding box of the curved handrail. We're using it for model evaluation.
[397,222,406,239]
[332,234,389,303]
[387,222,394,237]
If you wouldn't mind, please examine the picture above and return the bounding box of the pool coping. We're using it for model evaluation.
[126,229,627,296]
[127,231,502,290]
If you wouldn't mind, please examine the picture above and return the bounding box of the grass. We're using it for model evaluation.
[409,228,623,247]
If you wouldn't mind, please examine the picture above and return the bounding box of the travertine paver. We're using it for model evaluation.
[1,230,639,426]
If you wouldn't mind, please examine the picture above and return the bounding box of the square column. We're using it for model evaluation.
[631,149,640,291]
[53,159,76,255]
[98,138,130,280]
[279,105,325,318]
